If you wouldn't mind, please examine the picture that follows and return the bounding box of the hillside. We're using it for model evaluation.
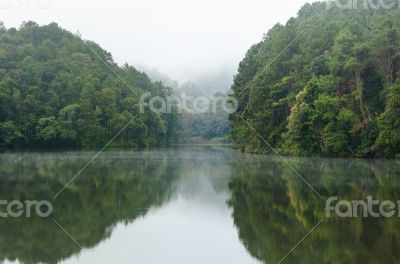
[230,2,400,158]
[0,22,179,149]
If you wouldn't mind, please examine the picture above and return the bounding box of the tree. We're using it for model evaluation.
[0,21,180,149]
[376,80,400,157]
[0,121,22,146]
[58,104,81,143]
[230,3,400,157]
[36,117,60,142]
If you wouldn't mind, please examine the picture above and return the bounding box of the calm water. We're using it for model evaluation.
[0,147,400,264]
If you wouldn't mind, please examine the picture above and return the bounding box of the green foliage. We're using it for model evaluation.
[230,3,400,157]
[36,116,59,141]
[377,80,400,157]
[0,22,180,149]
[0,121,23,146]
[180,92,231,143]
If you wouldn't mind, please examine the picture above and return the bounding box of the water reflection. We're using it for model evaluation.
[0,151,179,264]
[1,148,400,263]
[228,154,400,264]
[0,147,259,264]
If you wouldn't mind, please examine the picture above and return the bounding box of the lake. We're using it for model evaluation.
[0,146,400,264]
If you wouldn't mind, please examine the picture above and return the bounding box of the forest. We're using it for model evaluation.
[0,21,179,149]
[230,2,400,158]
[179,92,231,144]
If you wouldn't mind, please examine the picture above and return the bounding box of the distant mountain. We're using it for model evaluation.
[135,66,180,90]
[191,67,235,96]
[139,66,234,98]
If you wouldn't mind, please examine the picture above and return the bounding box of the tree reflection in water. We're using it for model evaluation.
[1,149,400,264]
[0,151,179,264]
[228,155,400,264]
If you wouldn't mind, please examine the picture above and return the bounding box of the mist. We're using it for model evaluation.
[0,0,320,92]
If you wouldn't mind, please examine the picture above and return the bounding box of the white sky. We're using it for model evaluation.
[0,0,320,84]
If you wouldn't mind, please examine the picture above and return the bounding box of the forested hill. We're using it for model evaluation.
[230,2,400,158]
[0,22,179,149]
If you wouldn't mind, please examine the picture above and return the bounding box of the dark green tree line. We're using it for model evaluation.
[0,21,179,149]
[230,2,400,158]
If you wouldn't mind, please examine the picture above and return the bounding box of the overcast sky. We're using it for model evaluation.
[0,0,320,85]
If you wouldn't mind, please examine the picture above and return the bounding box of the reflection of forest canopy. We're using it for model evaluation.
[229,156,400,263]
[0,152,179,264]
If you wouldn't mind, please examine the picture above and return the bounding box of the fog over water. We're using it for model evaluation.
[0,0,320,92]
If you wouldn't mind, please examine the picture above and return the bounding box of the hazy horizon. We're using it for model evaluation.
[0,0,320,91]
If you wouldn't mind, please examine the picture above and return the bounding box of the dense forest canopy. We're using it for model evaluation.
[0,21,179,149]
[230,2,400,158]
